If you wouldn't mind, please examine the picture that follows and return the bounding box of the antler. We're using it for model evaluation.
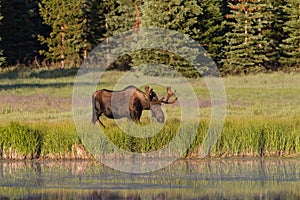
[161,86,177,104]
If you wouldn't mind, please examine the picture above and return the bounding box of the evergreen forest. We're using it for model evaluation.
[0,0,299,75]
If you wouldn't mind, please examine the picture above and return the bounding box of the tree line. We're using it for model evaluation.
[0,0,299,75]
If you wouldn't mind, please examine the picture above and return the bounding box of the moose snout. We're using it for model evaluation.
[150,104,165,123]
[157,116,165,123]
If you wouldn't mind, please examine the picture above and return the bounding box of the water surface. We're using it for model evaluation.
[0,158,299,199]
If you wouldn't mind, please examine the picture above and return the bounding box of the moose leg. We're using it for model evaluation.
[97,119,106,128]
[93,109,106,128]
[129,110,142,124]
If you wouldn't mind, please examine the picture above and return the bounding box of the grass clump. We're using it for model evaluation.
[40,123,79,157]
[0,122,43,159]
[103,119,181,153]
[101,117,300,158]
[0,122,80,159]
[212,118,300,157]
[76,114,300,159]
[0,118,299,159]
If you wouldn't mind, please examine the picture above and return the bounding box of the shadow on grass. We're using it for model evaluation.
[30,67,79,79]
[0,82,73,90]
[0,67,80,79]
[0,67,111,91]
[0,82,95,90]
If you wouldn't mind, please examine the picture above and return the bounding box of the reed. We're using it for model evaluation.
[0,122,79,159]
[211,118,300,157]
[94,117,300,158]
[0,116,299,159]
[0,122,43,159]
[40,123,79,157]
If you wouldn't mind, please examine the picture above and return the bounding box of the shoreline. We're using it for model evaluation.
[1,145,299,161]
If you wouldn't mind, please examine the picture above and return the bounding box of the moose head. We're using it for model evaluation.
[144,86,177,123]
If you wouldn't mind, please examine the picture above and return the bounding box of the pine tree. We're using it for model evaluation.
[103,0,141,70]
[105,0,140,36]
[82,0,108,57]
[132,0,205,77]
[141,0,202,38]
[38,0,88,68]
[1,0,44,66]
[197,0,228,66]
[280,0,300,68]
[263,0,289,70]
[252,0,273,69]
[222,0,271,74]
[0,2,6,66]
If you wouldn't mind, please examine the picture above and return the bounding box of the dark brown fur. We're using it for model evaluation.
[91,85,166,127]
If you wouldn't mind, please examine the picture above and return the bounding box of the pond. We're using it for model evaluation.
[0,158,299,199]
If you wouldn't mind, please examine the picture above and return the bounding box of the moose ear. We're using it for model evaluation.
[145,86,151,100]
[145,86,150,93]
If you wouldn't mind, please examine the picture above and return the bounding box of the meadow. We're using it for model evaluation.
[0,67,300,159]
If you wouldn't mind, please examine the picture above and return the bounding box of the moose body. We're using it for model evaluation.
[91,85,177,127]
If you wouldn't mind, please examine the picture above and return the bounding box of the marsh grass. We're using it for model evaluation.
[0,122,42,159]
[39,122,79,157]
[0,122,79,159]
[1,68,300,158]
[102,119,181,153]
[78,116,300,158]
[0,117,299,159]
[212,118,300,157]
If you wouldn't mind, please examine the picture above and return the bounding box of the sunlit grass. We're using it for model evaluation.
[212,118,300,157]
[0,121,79,159]
[0,122,42,159]
[0,67,300,158]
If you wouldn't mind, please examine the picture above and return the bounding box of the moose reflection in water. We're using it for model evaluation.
[91,85,177,127]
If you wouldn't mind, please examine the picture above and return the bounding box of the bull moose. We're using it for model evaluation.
[91,85,177,127]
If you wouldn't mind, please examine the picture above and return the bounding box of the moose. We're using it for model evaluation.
[91,85,177,127]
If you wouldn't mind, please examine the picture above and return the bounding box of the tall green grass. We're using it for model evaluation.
[211,118,300,157]
[40,123,79,157]
[0,122,42,159]
[0,117,299,159]
[82,117,300,158]
[103,119,181,153]
[0,122,80,159]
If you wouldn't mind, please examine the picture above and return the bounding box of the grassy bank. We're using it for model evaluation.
[84,117,300,158]
[0,118,299,159]
[0,122,85,159]
[0,67,300,159]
